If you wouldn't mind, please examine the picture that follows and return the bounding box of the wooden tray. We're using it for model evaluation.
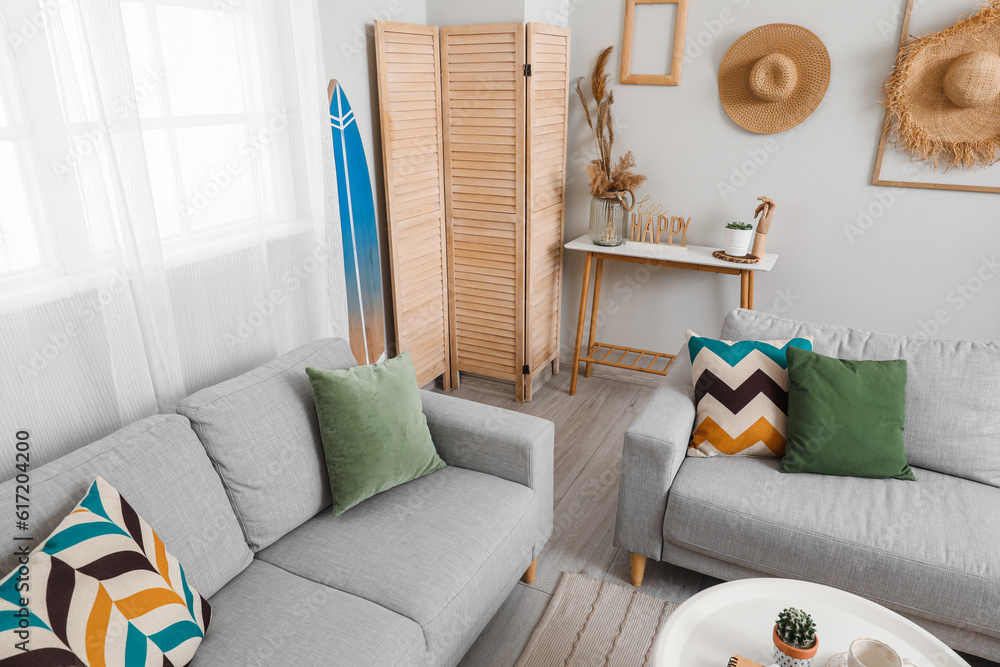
[712,250,759,264]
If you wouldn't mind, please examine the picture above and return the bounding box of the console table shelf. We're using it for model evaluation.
[565,235,778,395]
[582,343,676,376]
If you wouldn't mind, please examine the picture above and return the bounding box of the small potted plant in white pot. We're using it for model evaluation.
[773,607,818,667]
[724,221,754,257]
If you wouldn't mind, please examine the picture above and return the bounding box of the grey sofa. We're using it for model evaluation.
[615,309,1000,662]
[0,338,554,666]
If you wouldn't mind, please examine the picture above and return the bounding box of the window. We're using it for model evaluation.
[45,0,301,258]
[0,37,48,280]
[0,0,310,285]
[0,0,340,469]
[124,2,253,240]
[121,0,298,244]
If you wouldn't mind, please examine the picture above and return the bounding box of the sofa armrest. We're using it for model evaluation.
[420,390,554,558]
[614,345,696,561]
[419,390,554,493]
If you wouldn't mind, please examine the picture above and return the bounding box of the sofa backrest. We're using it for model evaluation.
[722,309,1000,487]
[177,338,356,551]
[0,415,251,597]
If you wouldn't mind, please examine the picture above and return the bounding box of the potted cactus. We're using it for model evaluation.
[773,607,818,667]
[724,221,754,257]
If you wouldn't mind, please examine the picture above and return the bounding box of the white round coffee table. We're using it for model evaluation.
[651,578,969,667]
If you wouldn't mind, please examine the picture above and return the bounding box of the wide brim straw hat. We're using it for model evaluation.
[719,24,831,134]
[883,1,1000,169]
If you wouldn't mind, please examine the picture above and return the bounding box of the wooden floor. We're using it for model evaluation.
[440,365,997,667]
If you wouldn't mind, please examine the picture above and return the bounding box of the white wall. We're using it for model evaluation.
[425,0,569,26]
[317,0,427,355]
[316,0,1000,364]
[426,0,522,25]
[561,0,1000,359]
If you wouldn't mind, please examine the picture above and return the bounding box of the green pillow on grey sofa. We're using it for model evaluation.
[781,347,915,481]
[722,309,1000,487]
[307,352,446,516]
[613,309,1000,663]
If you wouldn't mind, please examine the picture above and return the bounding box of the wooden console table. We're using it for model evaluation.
[565,235,778,395]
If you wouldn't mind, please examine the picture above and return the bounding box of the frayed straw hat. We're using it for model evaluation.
[883,1,1000,169]
[719,24,831,134]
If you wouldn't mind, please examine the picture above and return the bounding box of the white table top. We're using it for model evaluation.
[565,234,779,272]
[651,578,968,667]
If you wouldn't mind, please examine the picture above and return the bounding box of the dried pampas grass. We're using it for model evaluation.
[577,46,647,202]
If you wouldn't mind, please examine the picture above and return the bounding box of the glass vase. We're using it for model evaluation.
[589,194,628,247]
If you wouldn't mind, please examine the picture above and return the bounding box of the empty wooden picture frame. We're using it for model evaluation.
[621,0,689,85]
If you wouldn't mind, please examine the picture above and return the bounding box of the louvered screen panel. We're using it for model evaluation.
[374,21,450,387]
[441,24,526,394]
[525,25,570,386]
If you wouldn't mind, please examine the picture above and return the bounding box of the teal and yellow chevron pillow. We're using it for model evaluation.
[686,331,813,458]
[0,477,211,666]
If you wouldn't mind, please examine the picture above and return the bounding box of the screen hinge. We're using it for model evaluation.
[523,64,532,76]
[522,364,530,374]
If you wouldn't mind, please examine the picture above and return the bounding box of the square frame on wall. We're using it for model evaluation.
[872,0,1000,194]
[620,0,689,85]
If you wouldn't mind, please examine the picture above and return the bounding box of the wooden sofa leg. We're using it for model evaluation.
[630,553,647,587]
[522,559,538,584]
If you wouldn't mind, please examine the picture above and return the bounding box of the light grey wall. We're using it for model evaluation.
[426,0,522,25]
[316,0,1000,365]
[425,0,569,26]
[561,0,1000,360]
[317,0,427,355]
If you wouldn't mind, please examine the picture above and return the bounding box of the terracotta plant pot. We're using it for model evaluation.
[772,625,819,667]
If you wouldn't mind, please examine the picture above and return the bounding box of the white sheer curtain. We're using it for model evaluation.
[0,0,348,477]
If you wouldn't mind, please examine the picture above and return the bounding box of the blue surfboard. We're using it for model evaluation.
[329,80,385,365]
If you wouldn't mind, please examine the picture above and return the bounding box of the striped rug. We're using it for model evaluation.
[516,572,678,666]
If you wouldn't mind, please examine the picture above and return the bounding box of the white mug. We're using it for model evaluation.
[848,639,919,667]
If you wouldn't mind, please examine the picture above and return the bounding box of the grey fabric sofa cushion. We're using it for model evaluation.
[194,560,423,667]
[722,309,1000,487]
[0,415,251,597]
[177,338,356,551]
[663,456,1000,638]
[257,466,539,660]
[420,389,555,558]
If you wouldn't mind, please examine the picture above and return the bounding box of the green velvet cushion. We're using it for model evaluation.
[306,352,446,516]
[780,347,915,481]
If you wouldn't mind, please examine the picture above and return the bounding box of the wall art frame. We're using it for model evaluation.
[620,0,689,85]
[872,0,1000,194]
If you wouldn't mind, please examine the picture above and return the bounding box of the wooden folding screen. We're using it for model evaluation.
[374,22,451,389]
[376,21,569,401]
[524,24,570,401]
[440,24,527,397]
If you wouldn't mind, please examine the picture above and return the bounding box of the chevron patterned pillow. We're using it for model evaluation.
[0,477,211,666]
[686,331,813,458]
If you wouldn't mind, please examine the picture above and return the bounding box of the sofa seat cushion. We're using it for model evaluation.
[194,560,423,667]
[257,466,537,656]
[664,457,1000,638]
[0,415,250,598]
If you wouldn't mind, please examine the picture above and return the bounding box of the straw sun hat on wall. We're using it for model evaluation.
[719,23,831,134]
[883,0,1000,170]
